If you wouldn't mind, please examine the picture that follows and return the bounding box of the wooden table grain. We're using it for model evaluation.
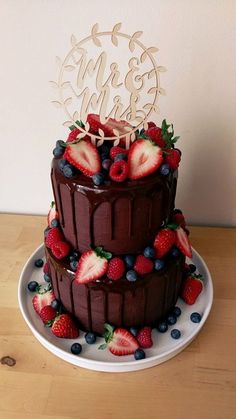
[0,213,235,419]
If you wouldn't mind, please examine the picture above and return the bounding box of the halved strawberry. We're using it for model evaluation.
[47,201,59,228]
[87,114,132,138]
[175,227,192,258]
[32,286,55,315]
[64,140,101,177]
[75,247,112,284]
[99,324,139,356]
[181,276,203,305]
[128,139,163,180]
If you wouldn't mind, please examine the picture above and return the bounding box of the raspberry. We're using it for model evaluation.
[137,327,153,348]
[147,121,156,129]
[51,241,70,259]
[110,146,128,160]
[40,305,57,324]
[45,228,63,249]
[165,149,181,170]
[107,257,125,280]
[134,255,154,275]
[109,160,128,182]
[145,126,166,148]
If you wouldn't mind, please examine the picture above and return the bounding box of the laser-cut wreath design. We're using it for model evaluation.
[51,23,166,148]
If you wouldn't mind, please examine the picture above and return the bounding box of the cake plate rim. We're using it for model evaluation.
[18,243,213,373]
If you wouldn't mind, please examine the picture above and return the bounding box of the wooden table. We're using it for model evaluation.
[0,214,235,419]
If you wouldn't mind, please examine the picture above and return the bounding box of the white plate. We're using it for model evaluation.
[18,244,213,372]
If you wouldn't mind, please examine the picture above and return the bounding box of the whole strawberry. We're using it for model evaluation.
[165,149,181,170]
[134,255,154,275]
[51,240,70,259]
[137,326,153,348]
[181,276,203,305]
[40,305,57,325]
[154,228,176,258]
[107,257,125,281]
[45,227,63,249]
[145,126,166,148]
[51,314,79,338]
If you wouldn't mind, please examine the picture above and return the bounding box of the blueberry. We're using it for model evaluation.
[143,246,155,258]
[27,281,39,292]
[114,153,127,162]
[126,270,137,282]
[92,172,105,186]
[56,140,66,148]
[34,258,44,268]
[44,273,51,283]
[51,299,61,310]
[58,159,67,171]
[69,251,80,261]
[124,255,135,269]
[173,208,182,215]
[44,227,50,238]
[99,144,110,159]
[134,348,146,360]
[53,146,64,158]
[170,247,180,257]
[85,332,97,344]
[173,306,181,317]
[102,159,112,171]
[63,164,76,178]
[159,163,170,176]
[71,342,82,355]
[154,259,165,271]
[167,314,177,325]
[70,260,78,272]
[189,264,196,273]
[51,218,59,228]
[171,329,181,339]
[129,327,139,337]
[190,312,202,323]
[157,321,168,333]
[140,128,145,135]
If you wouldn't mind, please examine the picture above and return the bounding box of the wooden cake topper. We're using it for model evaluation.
[51,23,166,148]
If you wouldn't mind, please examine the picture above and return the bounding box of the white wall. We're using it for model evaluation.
[0,0,236,226]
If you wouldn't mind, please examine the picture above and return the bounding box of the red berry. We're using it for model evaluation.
[109,160,128,182]
[110,146,128,160]
[173,213,186,228]
[45,228,63,249]
[107,258,125,281]
[32,289,55,315]
[101,324,139,356]
[147,121,156,129]
[137,326,153,348]
[39,305,57,324]
[47,201,59,227]
[181,276,203,305]
[75,249,109,284]
[145,126,166,148]
[128,139,163,180]
[175,227,192,258]
[67,128,81,143]
[165,149,181,170]
[87,114,132,138]
[51,314,79,338]
[154,228,176,258]
[43,262,50,274]
[64,140,101,177]
[134,255,154,275]
[51,241,70,259]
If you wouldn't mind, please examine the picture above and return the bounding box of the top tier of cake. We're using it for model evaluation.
[51,158,177,255]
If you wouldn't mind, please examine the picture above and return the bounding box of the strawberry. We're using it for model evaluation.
[45,227,63,249]
[67,128,82,143]
[99,324,139,356]
[147,121,156,129]
[175,227,192,258]
[181,276,203,305]
[134,255,154,275]
[32,286,55,315]
[154,228,176,258]
[128,139,163,180]
[87,114,132,138]
[173,212,186,228]
[75,247,112,284]
[165,149,181,170]
[145,126,166,148]
[39,305,57,325]
[110,146,128,160]
[109,160,128,182]
[64,140,101,177]
[137,326,153,348]
[51,241,70,259]
[107,257,125,281]
[51,314,79,338]
[43,262,50,274]
[47,201,59,228]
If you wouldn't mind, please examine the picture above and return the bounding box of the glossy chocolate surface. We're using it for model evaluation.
[51,158,177,254]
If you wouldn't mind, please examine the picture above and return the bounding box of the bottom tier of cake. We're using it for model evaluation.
[46,248,185,335]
